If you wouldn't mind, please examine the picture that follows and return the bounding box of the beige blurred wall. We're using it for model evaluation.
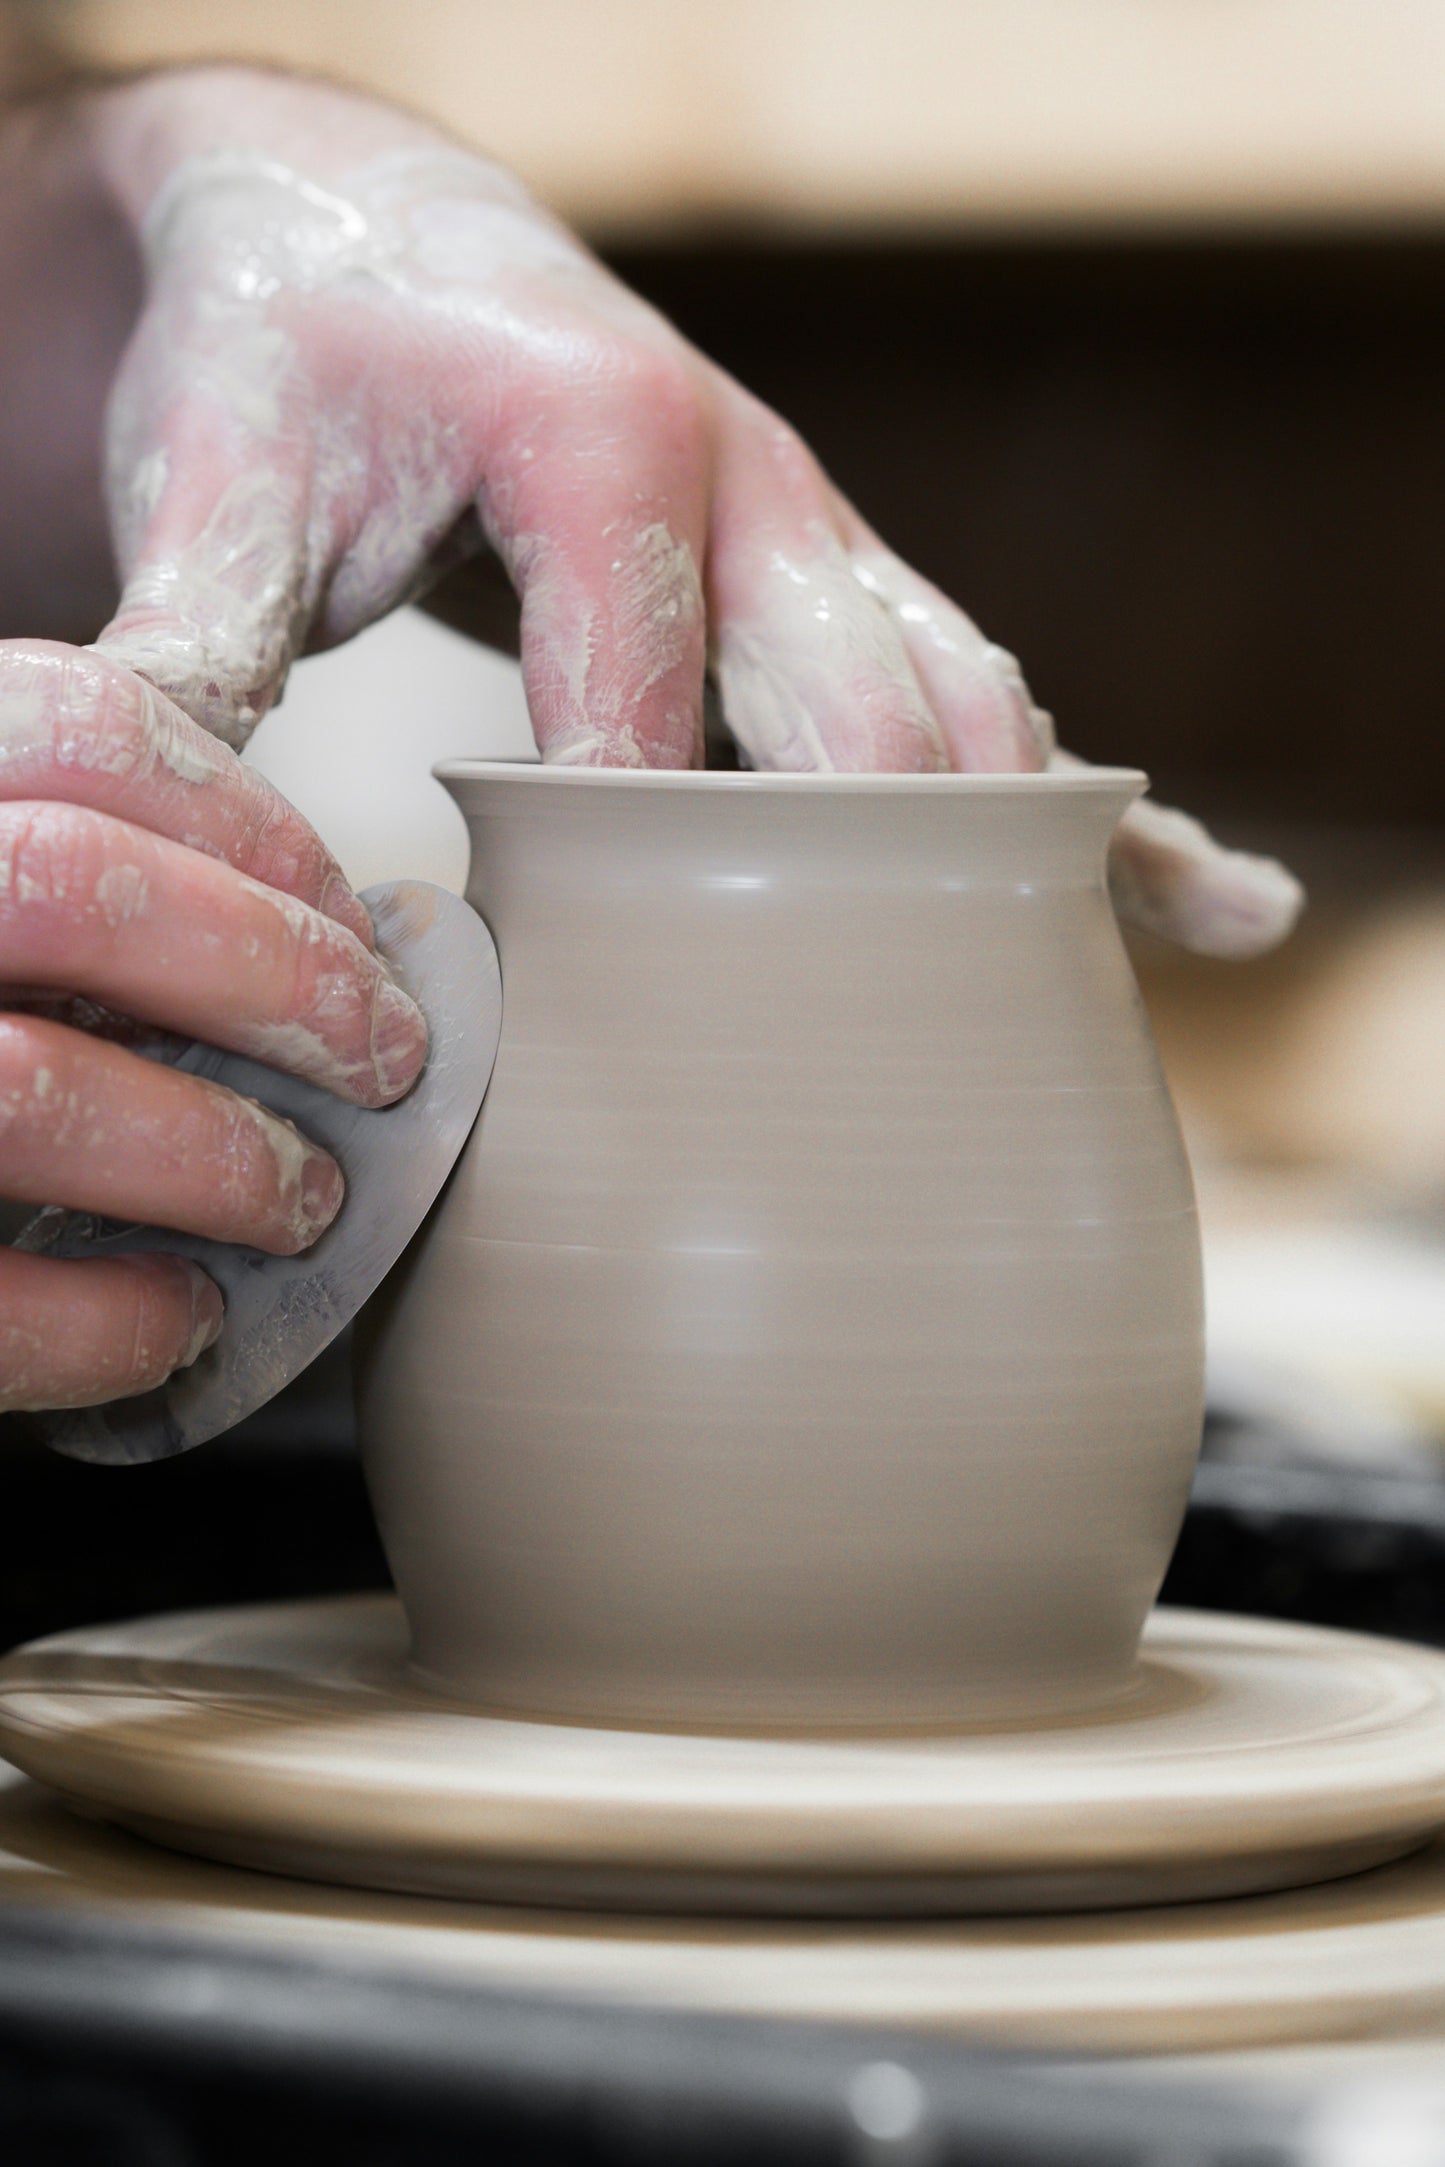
[37,0,1445,237]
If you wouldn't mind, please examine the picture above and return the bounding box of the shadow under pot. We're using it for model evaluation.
[357,764,1204,1731]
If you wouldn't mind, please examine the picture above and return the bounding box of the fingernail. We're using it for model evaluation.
[1191,849,1306,960]
[240,1100,344,1250]
[369,975,429,1103]
[296,1146,345,1248]
[179,1262,225,1366]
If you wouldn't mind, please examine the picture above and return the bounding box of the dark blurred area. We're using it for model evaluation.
[615,235,1445,828]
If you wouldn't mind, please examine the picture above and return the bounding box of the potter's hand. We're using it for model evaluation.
[0,641,428,1413]
[79,68,1298,958]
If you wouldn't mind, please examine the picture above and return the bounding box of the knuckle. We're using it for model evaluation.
[51,653,147,780]
[0,643,154,785]
[725,394,826,504]
[0,802,111,918]
[763,417,824,497]
[70,650,231,795]
[571,332,704,435]
[626,339,702,413]
[0,642,62,765]
[0,1014,51,1135]
[230,776,327,900]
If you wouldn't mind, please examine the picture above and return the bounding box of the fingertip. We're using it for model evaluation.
[291,1146,345,1252]
[1176,851,1307,961]
[175,1259,225,1364]
[368,977,429,1105]
[1110,798,1307,959]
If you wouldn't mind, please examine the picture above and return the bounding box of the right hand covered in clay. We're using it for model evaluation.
[0,641,428,1413]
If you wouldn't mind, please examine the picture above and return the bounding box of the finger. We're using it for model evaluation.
[0,1015,343,1254]
[94,159,479,743]
[95,420,316,751]
[0,802,427,1106]
[0,641,374,949]
[707,404,947,773]
[1106,792,1305,959]
[0,1248,222,1413]
[91,231,330,750]
[830,508,1053,774]
[480,349,710,767]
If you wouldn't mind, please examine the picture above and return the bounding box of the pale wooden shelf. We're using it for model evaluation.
[46,0,1445,240]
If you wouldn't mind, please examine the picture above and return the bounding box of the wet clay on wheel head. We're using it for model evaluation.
[357,767,1204,1729]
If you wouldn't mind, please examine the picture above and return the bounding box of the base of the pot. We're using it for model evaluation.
[3,1595,1445,1918]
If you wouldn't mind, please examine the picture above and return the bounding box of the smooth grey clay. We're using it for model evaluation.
[357,766,1204,1728]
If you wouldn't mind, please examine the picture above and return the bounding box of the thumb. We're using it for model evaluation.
[92,315,318,748]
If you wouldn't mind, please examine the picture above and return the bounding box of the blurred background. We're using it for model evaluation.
[4,0,1445,1639]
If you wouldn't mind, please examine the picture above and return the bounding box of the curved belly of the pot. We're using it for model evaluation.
[358,771,1204,1729]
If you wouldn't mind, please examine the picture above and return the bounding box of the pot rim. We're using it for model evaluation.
[434,760,1148,794]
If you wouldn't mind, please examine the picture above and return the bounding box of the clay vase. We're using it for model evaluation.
[356,765,1204,1730]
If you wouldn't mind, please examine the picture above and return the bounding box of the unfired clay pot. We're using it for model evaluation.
[357,765,1204,1729]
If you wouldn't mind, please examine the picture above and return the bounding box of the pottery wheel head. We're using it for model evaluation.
[20,881,501,1467]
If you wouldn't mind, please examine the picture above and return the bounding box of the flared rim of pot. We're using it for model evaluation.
[434,759,1148,794]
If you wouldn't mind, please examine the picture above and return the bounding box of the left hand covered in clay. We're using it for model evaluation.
[72,67,1299,958]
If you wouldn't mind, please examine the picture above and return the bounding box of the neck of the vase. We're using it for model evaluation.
[436,763,1146,902]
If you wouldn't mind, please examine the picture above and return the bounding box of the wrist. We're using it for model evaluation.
[83,63,500,230]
